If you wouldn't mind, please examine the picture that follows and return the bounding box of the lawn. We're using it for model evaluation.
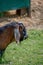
[0,30,43,65]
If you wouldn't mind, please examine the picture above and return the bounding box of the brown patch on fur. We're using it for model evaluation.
[0,27,15,50]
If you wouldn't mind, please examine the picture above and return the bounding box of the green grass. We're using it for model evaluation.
[0,30,43,65]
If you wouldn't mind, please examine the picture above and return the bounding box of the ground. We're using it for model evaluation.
[0,30,43,65]
[0,0,43,30]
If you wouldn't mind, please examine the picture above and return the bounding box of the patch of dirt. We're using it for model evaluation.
[0,0,43,30]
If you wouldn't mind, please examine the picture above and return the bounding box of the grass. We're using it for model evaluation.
[0,30,43,65]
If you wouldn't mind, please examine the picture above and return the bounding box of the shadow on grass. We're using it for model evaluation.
[0,56,10,64]
[0,49,12,64]
[0,49,5,64]
[0,53,10,64]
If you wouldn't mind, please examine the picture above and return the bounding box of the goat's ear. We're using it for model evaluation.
[13,29,15,36]
[19,26,20,29]
[13,29,16,42]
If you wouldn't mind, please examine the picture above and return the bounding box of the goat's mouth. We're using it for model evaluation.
[24,34,28,39]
